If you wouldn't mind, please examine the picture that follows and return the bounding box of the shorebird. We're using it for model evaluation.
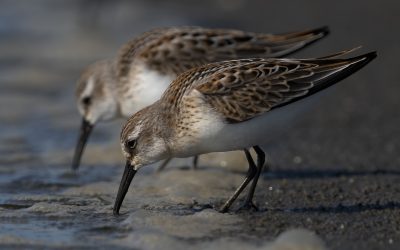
[113,50,377,215]
[72,26,330,171]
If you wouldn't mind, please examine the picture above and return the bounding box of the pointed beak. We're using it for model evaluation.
[113,161,137,215]
[71,119,94,171]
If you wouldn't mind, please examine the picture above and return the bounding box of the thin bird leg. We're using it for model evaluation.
[219,149,257,213]
[156,158,172,172]
[192,155,199,169]
[240,145,266,211]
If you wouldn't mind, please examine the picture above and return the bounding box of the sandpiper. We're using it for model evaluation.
[113,50,377,215]
[72,26,330,171]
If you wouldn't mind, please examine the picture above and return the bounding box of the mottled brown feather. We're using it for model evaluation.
[160,53,374,123]
[115,26,329,79]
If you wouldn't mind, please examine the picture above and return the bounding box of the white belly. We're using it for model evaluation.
[192,91,326,155]
[119,66,175,117]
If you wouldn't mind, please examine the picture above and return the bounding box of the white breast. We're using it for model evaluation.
[185,90,324,155]
[119,63,175,117]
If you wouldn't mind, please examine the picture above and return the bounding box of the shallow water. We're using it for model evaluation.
[1,1,400,249]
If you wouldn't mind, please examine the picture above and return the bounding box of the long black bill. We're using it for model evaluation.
[71,119,94,171]
[113,161,137,215]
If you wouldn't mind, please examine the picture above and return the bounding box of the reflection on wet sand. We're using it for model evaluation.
[0,1,399,250]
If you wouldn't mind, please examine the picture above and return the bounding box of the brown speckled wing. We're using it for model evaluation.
[119,26,329,76]
[191,53,376,123]
[116,28,168,79]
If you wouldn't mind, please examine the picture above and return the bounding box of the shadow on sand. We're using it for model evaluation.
[278,201,400,214]
[263,168,400,179]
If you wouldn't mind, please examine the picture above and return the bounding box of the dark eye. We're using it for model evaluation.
[125,139,137,150]
[82,96,91,106]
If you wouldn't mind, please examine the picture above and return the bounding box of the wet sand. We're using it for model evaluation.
[0,0,399,249]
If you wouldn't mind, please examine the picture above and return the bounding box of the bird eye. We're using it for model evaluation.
[82,96,91,106]
[125,139,137,150]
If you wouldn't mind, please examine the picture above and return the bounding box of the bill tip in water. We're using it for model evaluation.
[113,208,120,216]
[71,118,94,171]
[113,162,137,216]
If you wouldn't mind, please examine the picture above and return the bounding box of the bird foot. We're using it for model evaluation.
[238,201,259,212]
[218,203,231,213]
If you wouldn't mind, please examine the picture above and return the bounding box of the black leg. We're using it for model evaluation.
[192,155,199,169]
[220,149,257,213]
[157,156,199,172]
[156,158,172,172]
[240,146,266,211]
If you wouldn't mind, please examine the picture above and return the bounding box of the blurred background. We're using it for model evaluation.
[0,1,399,249]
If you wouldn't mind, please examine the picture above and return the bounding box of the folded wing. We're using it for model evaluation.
[118,26,329,77]
[193,52,376,123]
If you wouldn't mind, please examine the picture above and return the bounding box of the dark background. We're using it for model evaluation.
[0,1,399,249]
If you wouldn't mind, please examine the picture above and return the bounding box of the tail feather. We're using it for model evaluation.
[236,26,330,58]
[316,46,362,59]
[274,51,377,109]
[261,26,330,57]
[278,26,330,39]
